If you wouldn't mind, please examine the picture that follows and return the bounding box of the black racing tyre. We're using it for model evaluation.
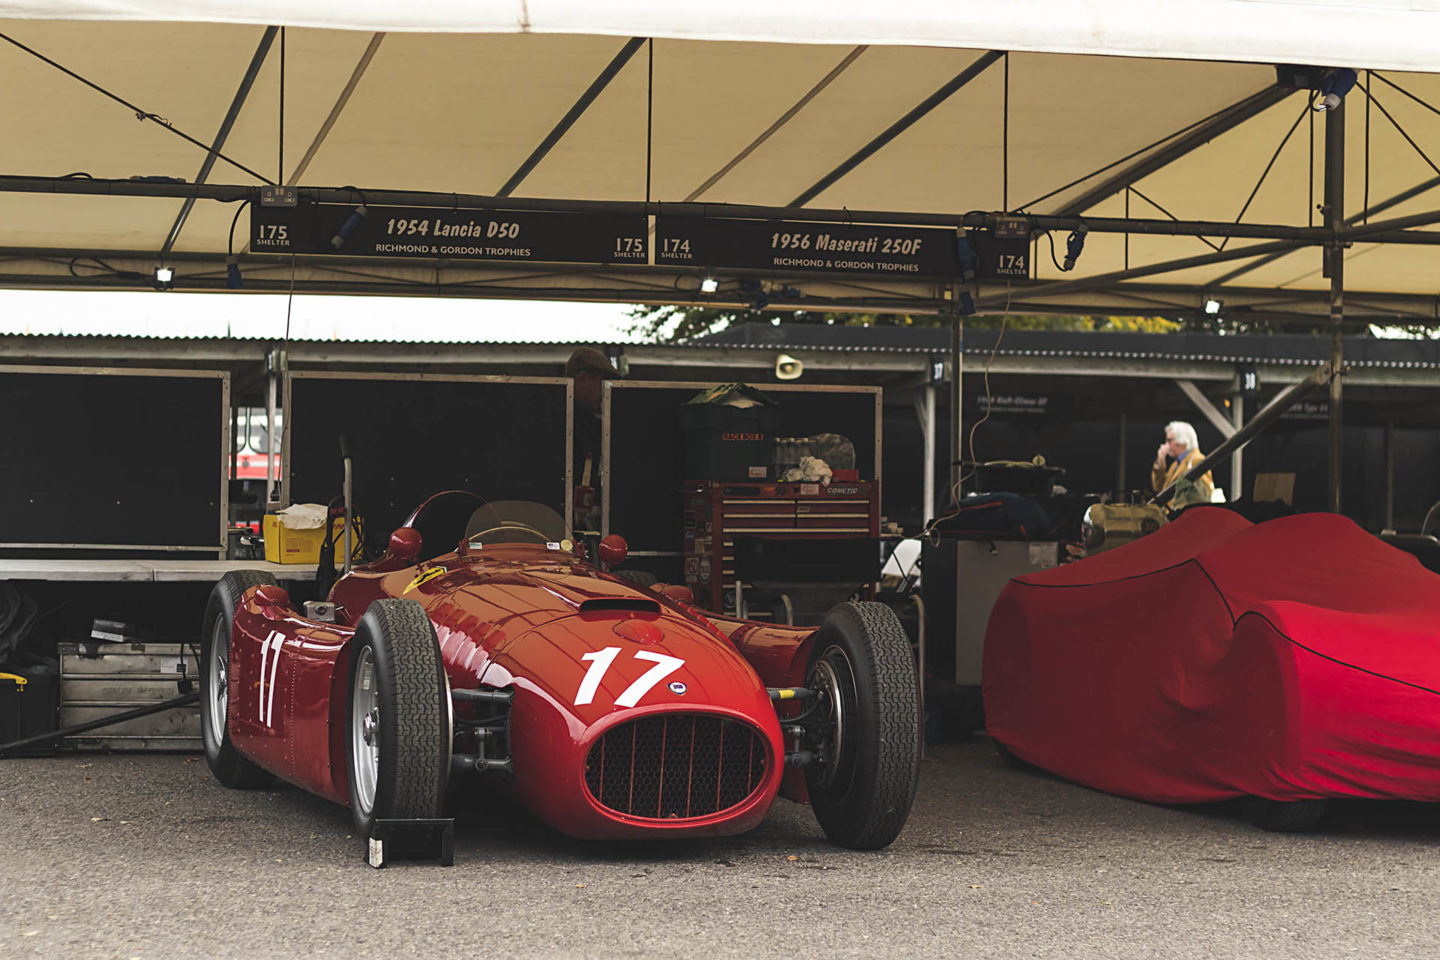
[200,571,278,789]
[1243,797,1328,833]
[346,599,450,837]
[612,568,659,588]
[803,601,921,850]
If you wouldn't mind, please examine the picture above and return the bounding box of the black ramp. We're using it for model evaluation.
[0,370,223,550]
[285,376,569,540]
[607,384,878,553]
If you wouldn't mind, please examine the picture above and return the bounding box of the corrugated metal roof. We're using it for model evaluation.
[4,324,1439,371]
[695,324,1440,369]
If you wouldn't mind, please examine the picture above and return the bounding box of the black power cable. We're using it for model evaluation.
[1043,225,1089,272]
[227,199,251,288]
[0,692,200,758]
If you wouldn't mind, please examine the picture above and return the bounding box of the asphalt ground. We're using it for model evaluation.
[2,739,1438,960]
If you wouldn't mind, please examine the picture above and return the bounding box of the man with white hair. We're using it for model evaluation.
[1151,420,1214,509]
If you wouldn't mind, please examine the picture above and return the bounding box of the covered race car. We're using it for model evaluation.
[984,507,1440,830]
[201,492,919,854]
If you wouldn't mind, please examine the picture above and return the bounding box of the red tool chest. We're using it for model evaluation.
[681,480,880,616]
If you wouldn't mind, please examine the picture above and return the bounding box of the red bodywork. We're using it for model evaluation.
[985,509,1440,804]
[224,500,817,840]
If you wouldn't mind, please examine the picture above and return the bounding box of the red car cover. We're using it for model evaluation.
[983,508,1440,803]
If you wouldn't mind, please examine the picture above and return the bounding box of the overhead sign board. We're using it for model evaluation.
[252,201,648,265]
[654,217,958,277]
[975,393,1052,416]
[967,229,1030,279]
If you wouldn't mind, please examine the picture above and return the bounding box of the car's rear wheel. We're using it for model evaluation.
[200,571,277,789]
[803,601,920,850]
[1243,797,1327,832]
[346,599,450,837]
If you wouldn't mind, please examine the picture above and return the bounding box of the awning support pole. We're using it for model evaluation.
[1116,411,1127,499]
[5,175,1440,244]
[1054,85,1295,216]
[949,313,963,502]
[497,37,647,198]
[160,27,278,258]
[265,349,279,504]
[1211,173,1440,286]
[1175,379,1238,439]
[790,50,1004,207]
[1229,392,1244,503]
[918,385,937,521]
[1384,418,1396,531]
[1325,100,1346,514]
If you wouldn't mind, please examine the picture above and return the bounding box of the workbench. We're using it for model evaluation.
[0,560,315,582]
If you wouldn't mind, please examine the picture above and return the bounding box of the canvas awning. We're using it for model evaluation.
[0,1,1438,323]
[7,1,1440,73]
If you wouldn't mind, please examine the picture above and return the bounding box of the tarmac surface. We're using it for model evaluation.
[3,739,1439,960]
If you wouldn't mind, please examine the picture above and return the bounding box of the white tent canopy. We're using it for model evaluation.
[1,1,1438,322]
[7,1,1440,73]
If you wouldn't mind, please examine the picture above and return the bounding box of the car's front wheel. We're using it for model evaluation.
[803,601,920,849]
[200,571,277,789]
[346,599,451,837]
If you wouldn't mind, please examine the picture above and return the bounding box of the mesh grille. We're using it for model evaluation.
[584,714,768,820]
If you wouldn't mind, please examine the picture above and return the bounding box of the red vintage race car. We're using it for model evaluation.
[200,492,919,853]
[985,508,1440,832]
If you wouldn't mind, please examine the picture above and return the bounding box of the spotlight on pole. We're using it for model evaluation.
[1203,297,1223,316]
[700,277,719,294]
[1312,67,1358,112]
[153,266,174,286]
[225,256,243,289]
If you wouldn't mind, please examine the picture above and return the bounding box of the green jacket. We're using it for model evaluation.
[1152,449,1214,509]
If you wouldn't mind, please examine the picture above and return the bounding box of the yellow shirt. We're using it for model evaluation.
[1151,449,1214,508]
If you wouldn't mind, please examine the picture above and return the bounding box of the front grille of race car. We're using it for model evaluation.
[584,714,768,820]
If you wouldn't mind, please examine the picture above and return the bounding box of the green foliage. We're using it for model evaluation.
[625,305,1182,342]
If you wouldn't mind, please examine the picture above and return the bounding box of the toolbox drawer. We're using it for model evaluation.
[58,643,201,752]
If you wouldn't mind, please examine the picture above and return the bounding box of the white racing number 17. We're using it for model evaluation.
[574,647,685,708]
[257,630,284,727]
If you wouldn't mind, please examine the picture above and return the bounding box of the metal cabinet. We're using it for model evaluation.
[952,541,1059,685]
[59,643,200,751]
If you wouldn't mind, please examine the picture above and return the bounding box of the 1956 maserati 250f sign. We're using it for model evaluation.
[201,492,920,851]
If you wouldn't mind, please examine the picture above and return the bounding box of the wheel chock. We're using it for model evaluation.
[364,818,455,868]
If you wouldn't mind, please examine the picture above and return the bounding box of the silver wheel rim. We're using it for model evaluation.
[206,616,228,745]
[807,649,849,791]
[351,646,380,816]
